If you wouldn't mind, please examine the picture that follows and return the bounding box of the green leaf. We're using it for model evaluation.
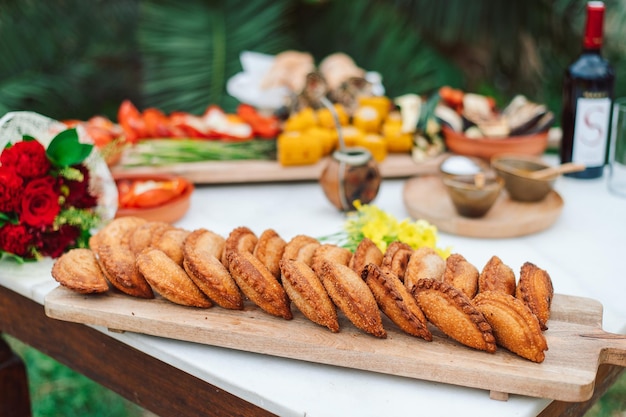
[46,128,93,167]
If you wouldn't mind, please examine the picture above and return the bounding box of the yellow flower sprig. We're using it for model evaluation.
[323,201,451,258]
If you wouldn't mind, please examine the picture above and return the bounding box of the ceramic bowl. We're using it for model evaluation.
[113,173,194,223]
[442,126,549,160]
[439,154,492,179]
[490,154,554,202]
[442,174,504,218]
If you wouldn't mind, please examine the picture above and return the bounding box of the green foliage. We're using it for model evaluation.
[138,0,296,114]
[293,0,462,98]
[2,0,626,123]
[4,335,145,417]
[0,0,139,121]
[46,128,93,167]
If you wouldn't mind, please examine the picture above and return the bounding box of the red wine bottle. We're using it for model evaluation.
[560,1,614,179]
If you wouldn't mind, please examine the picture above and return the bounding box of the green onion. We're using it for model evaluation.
[120,138,277,166]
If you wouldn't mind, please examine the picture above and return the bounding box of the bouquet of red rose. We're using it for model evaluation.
[0,128,102,262]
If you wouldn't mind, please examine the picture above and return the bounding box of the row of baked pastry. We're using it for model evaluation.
[51,217,553,363]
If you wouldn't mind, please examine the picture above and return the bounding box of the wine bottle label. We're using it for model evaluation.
[572,97,611,166]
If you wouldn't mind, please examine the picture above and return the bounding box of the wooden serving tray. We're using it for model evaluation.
[403,175,564,238]
[44,287,626,402]
[111,153,444,184]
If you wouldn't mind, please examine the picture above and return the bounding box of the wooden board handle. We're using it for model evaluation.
[581,331,626,367]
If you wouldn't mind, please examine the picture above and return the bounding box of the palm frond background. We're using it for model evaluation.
[138,0,296,113]
[0,0,626,121]
[0,0,139,120]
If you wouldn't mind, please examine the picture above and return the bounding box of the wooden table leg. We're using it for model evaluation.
[0,286,277,417]
[0,334,32,417]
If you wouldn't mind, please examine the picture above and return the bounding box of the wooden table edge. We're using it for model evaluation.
[0,285,277,417]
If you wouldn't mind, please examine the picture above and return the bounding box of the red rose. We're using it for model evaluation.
[0,140,51,178]
[0,223,33,257]
[63,164,98,209]
[0,166,24,212]
[20,176,61,227]
[37,224,81,258]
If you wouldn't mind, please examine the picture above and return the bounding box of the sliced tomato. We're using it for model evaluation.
[236,104,280,138]
[118,100,147,143]
[143,107,174,138]
[116,178,188,209]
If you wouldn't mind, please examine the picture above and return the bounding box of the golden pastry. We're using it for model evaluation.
[413,278,496,353]
[227,250,292,320]
[152,227,191,266]
[183,228,225,259]
[254,229,286,279]
[183,229,243,310]
[349,237,383,275]
[89,216,146,253]
[311,244,352,275]
[318,261,386,338]
[137,248,212,307]
[404,247,446,292]
[127,221,173,255]
[51,248,109,294]
[516,262,554,330]
[281,234,320,266]
[362,263,431,340]
[478,255,516,296]
[443,253,479,299]
[221,226,258,269]
[280,259,339,332]
[380,241,413,281]
[473,291,548,362]
[96,242,154,299]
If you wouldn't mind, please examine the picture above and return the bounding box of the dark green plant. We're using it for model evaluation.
[293,0,462,99]
[0,0,140,121]
[138,0,297,114]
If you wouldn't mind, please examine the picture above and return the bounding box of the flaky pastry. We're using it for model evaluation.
[404,247,446,292]
[227,250,292,319]
[362,263,431,340]
[443,253,479,299]
[516,262,554,330]
[96,242,154,299]
[281,234,321,266]
[478,255,516,296]
[51,248,109,294]
[254,229,287,279]
[473,291,548,362]
[183,229,243,310]
[221,226,258,269]
[127,221,173,255]
[137,248,212,307]
[380,241,413,281]
[413,278,496,353]
[311,244,352,275]
[318,261,386,338]
[89,216,146,253]
[280,259,339,332]
[153,227,191,266]
[349,238,383,276]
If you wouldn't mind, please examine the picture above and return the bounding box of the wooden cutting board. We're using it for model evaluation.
[111,153,444,184]
[403,175,564,238]
[44,287,626,402]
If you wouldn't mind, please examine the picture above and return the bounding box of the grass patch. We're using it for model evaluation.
[585,372,626,417]
[4,334,146,417]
